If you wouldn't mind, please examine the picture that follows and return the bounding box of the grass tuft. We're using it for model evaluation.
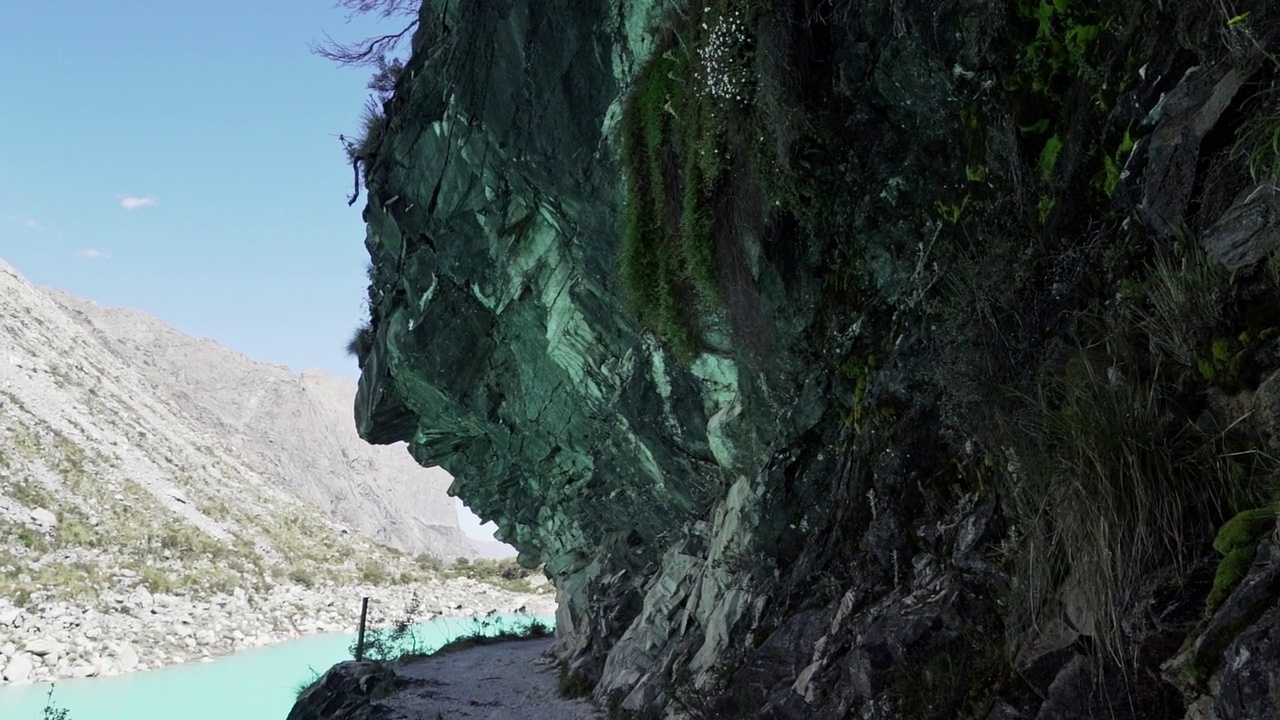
[1003,351,1230,655]
[293,668,321,701]
[346,322,375,361]
[427,616,551,657]
[984,236,1277,659]
[351,98,389,167]
[1235,84,1280,184]
[557,660,593,699]
[1130,243,1231,372]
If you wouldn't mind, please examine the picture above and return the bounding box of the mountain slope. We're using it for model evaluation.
[0,257,470,612]
[47,290,470,558]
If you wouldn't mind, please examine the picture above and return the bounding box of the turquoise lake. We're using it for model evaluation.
[0,613,554,720]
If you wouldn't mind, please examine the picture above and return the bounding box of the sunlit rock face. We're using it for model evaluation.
[354,0,827,700]
[356,0,1280,715]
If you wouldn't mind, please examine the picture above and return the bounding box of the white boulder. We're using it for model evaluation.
[24,637,64,658]
[0,606,22,627]
[29,507,57,530]
[111,642,139,671]
[2,651,33,682]
[128,586,154,610]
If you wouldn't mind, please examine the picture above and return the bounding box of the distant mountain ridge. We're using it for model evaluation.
[0,258,472,560]
[469,538,519,560]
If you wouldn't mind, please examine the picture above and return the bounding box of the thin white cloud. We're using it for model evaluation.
[77,249,111,260]
[119,196,158,210]
[2,215,42,231]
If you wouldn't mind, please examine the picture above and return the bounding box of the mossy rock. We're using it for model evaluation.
[1206,546,1259,618]
[1206,505,1278,617]
[1214,506,1278,556]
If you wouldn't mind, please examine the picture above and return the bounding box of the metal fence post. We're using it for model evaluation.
[355,596,370,661]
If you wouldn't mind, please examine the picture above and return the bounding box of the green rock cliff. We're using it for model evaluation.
[345,0,1280,715]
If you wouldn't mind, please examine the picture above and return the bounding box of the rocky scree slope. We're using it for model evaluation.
[347,0,1280,717]
[48,290,471,559]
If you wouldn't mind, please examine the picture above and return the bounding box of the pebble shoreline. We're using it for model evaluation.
[0,577,557,685]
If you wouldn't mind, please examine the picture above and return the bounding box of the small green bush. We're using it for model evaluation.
[359,562,390,585]
[558,661,592,699]
[139,566,175,595]
[414,553,442,572]
[41,685,72,719]
[56,515,96,548]
[444,558,537,593]
[350,594,423,662]
[17,527,45,550]
[427,616,552,657]
[156,524,227,560]
[288,566,317,588]
[346,322,375,360]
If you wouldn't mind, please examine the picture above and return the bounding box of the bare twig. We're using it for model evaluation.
[310,20,419,67]
[336,0,419,19]
[349,155,362,206]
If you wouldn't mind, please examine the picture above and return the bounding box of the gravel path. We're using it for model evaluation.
[379,637,602,719]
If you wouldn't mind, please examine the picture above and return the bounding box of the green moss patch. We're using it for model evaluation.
[619,2,771,360]
[1205,505,1278,617]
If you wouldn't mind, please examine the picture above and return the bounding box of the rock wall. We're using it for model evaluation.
[354,0,1280,716]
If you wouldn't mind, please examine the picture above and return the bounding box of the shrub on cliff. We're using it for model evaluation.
[309,0,419,69]
[345,321,374,362]
[312,0,421,206]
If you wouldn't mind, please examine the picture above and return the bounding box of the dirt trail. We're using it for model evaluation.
[379,637,603,719]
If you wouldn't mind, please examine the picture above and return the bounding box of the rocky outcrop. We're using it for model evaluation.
[289,660,408,720]
[347,0,1280,717]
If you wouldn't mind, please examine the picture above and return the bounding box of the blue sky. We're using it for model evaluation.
[0,1,404,380]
